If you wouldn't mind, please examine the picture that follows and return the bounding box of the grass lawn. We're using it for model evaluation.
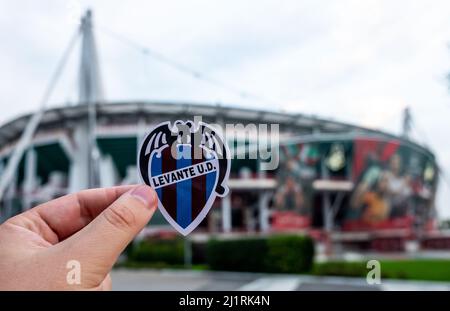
[313,259,450,282]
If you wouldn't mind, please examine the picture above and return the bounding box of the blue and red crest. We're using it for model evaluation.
[138,120,230,235]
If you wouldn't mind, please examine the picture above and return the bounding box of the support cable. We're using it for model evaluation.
[98,25,277,106]
[0,29,80,202]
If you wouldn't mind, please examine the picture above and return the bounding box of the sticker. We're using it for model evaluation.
[138,120,230,235]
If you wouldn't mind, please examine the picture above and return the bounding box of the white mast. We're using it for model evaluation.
[79,9,103,104]
[80,9,102,188]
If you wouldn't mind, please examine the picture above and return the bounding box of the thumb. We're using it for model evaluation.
[61,185,157,283]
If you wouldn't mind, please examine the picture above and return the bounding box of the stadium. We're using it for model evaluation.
[0,10,446,254]
[0,100,442,251]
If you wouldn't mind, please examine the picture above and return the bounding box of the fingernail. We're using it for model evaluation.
[130,185,154,208]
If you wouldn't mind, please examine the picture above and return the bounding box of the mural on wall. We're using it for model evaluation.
[346,139,437,230]
[271,143,320,230]
[271,138,438,232]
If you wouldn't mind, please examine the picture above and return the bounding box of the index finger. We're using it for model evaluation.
[32,185,137,240]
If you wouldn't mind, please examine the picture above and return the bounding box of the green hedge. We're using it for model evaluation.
[207,235,314,273]
[207,238,268,272]
[128,238,184,265]
[266,235,314,273]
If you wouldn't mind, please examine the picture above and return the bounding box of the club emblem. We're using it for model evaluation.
[138,120,230,235]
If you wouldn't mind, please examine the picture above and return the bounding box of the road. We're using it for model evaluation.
[111,269,450,291]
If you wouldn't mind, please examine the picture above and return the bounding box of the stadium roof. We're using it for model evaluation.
[0,101,432,156]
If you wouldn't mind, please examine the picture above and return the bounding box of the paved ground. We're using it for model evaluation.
[111,269,450,291]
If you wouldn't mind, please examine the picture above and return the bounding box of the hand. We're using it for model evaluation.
[0,184,157,290]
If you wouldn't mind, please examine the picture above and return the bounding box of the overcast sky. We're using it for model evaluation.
[1,0,450,218]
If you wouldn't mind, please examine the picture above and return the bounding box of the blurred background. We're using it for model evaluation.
[1,0,450,290]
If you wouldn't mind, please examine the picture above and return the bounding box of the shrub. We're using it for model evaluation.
[192,241,208,265]
[207,238,268,272]
[129,238,184,265]
[207,235,315,273]
[266,235,314,273]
